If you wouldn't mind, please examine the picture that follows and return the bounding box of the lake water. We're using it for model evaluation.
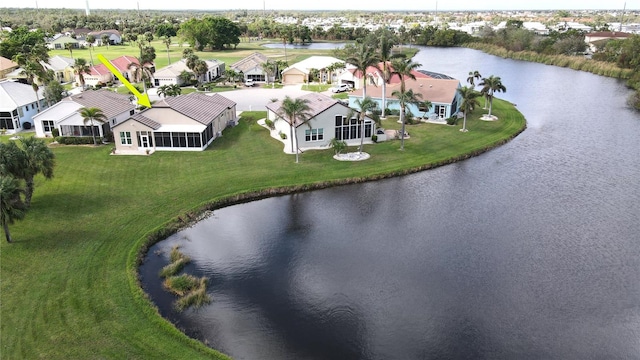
[140,47,640,360]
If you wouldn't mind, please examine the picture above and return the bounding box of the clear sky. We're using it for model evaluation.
[9,0,640,11]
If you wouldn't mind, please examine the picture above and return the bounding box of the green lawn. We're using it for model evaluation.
[0,100,525,359]
[51,38,346,69]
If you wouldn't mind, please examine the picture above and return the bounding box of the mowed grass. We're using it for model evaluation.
[0,100,525,359]
[50,38,345,69]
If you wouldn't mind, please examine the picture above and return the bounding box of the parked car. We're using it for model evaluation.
[245,79,255,87]
[331,83,350,93]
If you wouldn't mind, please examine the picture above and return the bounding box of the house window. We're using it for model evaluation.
[0,118,15,130]
[154,132,172,147]
[305,128,324,142]
[172,132,187,147]
[42,120,55,132]
[334,115,372,140]
[120,131,132,145]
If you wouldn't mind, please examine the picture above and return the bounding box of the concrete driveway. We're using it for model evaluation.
[208,84,324,111]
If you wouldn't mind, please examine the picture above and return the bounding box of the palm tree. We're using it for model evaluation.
[178,70,194,86]
[263,60,277,87]
[466,70,482,87]
[65,42,75,59]
[157,84,181,97]
[193,60,208,83]
[391,88,423,150]
[20,60,46,113]
[419,100,433,119]
[163,36,172,64]
[348,96,379,153]
[390,57,422,150]
[457,86,481,132]
[78,107,107,146]
[127,62,154,92]
[101,34,110,48]
[0,175,27,243]
[73,58,91,90]
[479,75,507,117]
[278,96,312,163]
[345,42,380,99]
[377,30,403,118]
[18,137,55,207]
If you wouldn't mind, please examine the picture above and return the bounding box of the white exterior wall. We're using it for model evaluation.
[154,76,181,87]
[112,120,153,153]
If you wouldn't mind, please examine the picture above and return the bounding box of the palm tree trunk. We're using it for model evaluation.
[289,124,297,163]
[3,222,12,243]
[488,96,493,116]
[34,88,41,113]
[400,105,406,151]
[381,81,386,118]
[462,114,467,132]
[359,119,365,153]
[25,177,34,208]
[90,119,97,146]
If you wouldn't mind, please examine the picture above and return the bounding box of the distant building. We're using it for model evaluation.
[0,56,19,80]
[0,79,46,133]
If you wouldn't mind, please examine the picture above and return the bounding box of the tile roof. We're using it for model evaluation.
[89,63,111,76]
[110,56,139,72]
[154,93,236,125]
[66,89,135,119]
[348,62,431,84]
[41,55,75,72]
[352,78,460,105]
[154,59,222,78]
[0,56,18,72]
[283,56,344,74]
[88,29,121,37]
[129,112,161,130]
[266,93,345,127]
[0,80,43,110]
[231,52,269,73]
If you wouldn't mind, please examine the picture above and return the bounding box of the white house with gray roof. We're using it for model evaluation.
[111,92,236,154]
[266,92,375,153]
[153,59,225,87]
[32,89,135,138]
[230,52,272,84]
[0,80,46,134]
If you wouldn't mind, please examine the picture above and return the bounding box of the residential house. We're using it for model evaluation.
[88,30,122,45]
[153,59,224,87]
[83,63,113,87]
[41,55,76,83]
[585,31,632,52]
[109,55,145,82]
[47,35,80,50]
[281,56,344,84]
[230,52,272,83]
[266,92,375,152]
[0,79,46,133]
[338,61,430,90]
[0,56,19,80]
[111,92,237,154]
[32,89,135,138]
[349,76,461,121]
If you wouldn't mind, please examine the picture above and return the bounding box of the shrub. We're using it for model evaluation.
[264,119,275,130]
[51,128,60,137]
[279,131,287,140]
[54,136,102,145]
[371,134,378,143]
[163,274,201,296]
[446,117,458,125]
[330,138,347,154]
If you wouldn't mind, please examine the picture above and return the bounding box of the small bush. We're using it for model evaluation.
[264,119,275,130]
[279,132,287,140]
[371,134,378,143]
[330,138,347,154]
[51,128,60,137]
[446,117,458,125]
[54,136,102,145]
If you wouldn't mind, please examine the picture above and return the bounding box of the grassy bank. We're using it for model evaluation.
[1,99,525,359]
[466,42,634,79]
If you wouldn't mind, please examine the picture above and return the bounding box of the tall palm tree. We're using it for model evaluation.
[193,60,208,83]
[0,175,27,243]
[18,137,55,207]
[390,57,422,150]
[20,60,47,113]
[377,29,403,118]
[163,35,172,64]
[101,34,110,48]
[457,86,481,132]
[78,107,108,146]
[65,42,75,59]
[391,88,423,150]
[479,75,507,117]
[73,58,91,90]
[345,42,380,99]
[127,62,153,88]
[278,96,312,163]
[348,96,379,153]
